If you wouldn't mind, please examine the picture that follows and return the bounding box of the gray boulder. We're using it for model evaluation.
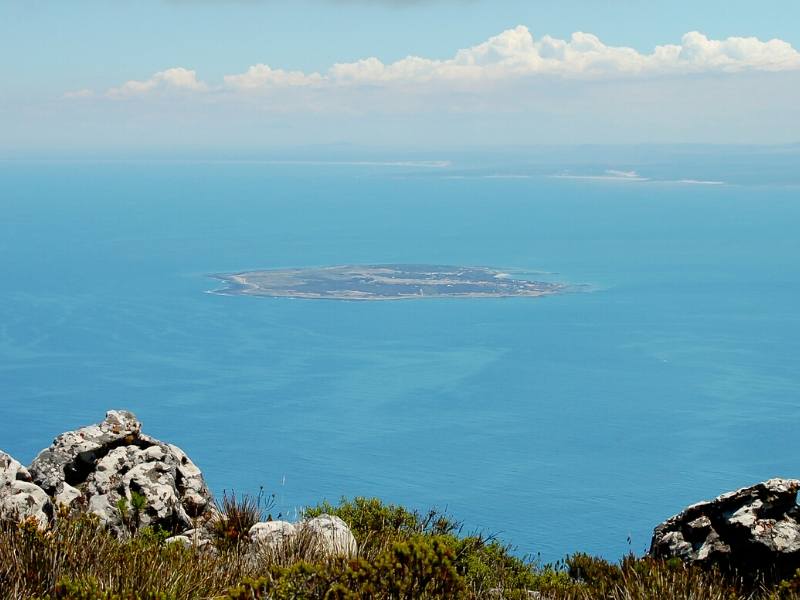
[165,534,194,549]
[650,478,800,577]
[300,514,358,558]
[248,514,357,558]
[0,451,52,527]
[250,520,298,550]
[166,528,214,551]
[28,410,214,536]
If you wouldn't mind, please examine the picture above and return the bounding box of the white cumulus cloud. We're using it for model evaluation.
[107,67,207,98]
[223,64,324,89]
[100,27,800,98]
[673,32,800,72]
[63,89,95,99]
[220,26,800,91]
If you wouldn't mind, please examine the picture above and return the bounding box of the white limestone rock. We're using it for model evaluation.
[1,451,31,485]
[29,410,142,497]
[165,534,193,549]
[54,482,82,508]
[164,442,210,517]
[0,451,52,527]
[250,520,298,549]
[300,514,358,558]
[26,410,214,536]
[82,444,196,535]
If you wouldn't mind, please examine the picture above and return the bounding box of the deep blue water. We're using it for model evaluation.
[1,157,799,561]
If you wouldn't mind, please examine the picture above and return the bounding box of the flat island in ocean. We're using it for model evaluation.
[209,265,566,301]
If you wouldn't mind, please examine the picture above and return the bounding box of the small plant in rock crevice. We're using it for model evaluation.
[115,491,149,536]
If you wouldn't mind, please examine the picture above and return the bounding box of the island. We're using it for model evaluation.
[208,264,566,301]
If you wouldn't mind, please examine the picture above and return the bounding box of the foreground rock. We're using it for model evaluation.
[248,515,358,558]
[650,478,800,577]
[250,520,298,550]
[302,514,358,558]
[4,409,361,557]
[165,527,215,552]
[28,410,215,536]
[0,451,52,527]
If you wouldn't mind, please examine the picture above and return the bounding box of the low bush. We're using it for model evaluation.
[303,497,458,559]
[1,497,799,599]
[226,537,465,599]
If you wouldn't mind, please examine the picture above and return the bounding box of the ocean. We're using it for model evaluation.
[1,150,799,561]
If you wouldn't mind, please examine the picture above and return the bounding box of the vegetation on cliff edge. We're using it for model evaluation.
[1,497,799,600]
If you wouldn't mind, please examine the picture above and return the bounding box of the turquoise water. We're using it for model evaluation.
[1,157,799,560]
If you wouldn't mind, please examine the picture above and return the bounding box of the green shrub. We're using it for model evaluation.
[770,569,800,600]
[4,497,800,600]
[302,497,547,597]
[562,553,755,600]
[305,497,457,538]
[48,577,171,600]
[567,552,624,593]
[452,535,541,595]
[225,536,466,599]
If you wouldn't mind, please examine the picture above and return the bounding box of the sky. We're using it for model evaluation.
[2,0,800,152]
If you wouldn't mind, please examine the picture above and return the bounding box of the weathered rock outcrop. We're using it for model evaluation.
[29,410,142,498]
[28,410,215,536]
[6,410,361,555]
[650,478,800,577]
[0,451,52,527]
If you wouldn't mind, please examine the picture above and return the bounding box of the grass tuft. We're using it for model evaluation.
[209,489,275,550]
